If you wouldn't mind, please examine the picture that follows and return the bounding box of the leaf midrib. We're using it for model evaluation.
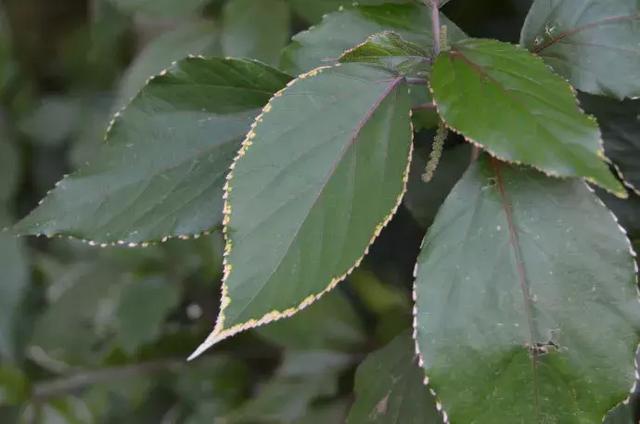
[489,158,541,420]
[232,76,405,321]
[532,14,640,53]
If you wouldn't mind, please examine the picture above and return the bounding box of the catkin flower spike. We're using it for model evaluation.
[422,120,447,183]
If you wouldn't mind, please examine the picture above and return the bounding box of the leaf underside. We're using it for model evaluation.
[15,58,291,245]
[521,0,640,100]
[414,155,640,423]
[190,63,413,359]
[430,38,624,196]
[280,3,466,75]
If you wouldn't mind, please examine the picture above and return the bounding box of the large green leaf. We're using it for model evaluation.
[347,332,440,424]
[430,38,624,195]
[521,0,640,99]
[280,3,466,75]
[190,63,413,359]
[221,0,290,66]
[414,155,640,423]
[116,22,220,108]
[580,94,640,195]
[15,58,291,246]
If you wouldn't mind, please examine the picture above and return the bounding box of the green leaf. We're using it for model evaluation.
[225,350,349,424]
[404,143,471,228]
[287,0,412,24]
[15,58,291,246]
[0,211,28,360]
[430,38,624,196]
[190,63,413,359]
[521,0,640,99]
[116,21,220,109]
[280,3,466,75]
[29,262,126,365]
[347,332,440,424]
[340,31,430,76]
[414,155,640,423]
[108,0,208,17]
[114,276,181,354]
[0,136,20,203]
[222,0,291,65]
[580,95,640,195]
[257,290,365,352]
[0,366,29,405]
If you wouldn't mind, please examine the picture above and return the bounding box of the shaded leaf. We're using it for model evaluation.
[191,63,413,358]
[0,215,28,360]
[257,290,365,352]
[430,38,624,195]
[114,276,181,354]
[0,366,29,405]
[108,0,208,17]
[340,31,430,76]
[287,0,412,24]
[580,94,640,194]
[521,0,640,99]
[222,0,291,65]
[0,133,20,203]
[225,350,348,424]
[116,21,220,108]
[414,155,640,423]
[29,262,127,365]
[347,331,440,424]
[15,58,291,245]
[280,3,466,75]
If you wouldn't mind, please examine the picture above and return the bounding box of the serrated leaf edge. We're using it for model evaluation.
[429,40,627,198]
[410,180,640,424]
[188,64,415,360]
[15,55,285,248]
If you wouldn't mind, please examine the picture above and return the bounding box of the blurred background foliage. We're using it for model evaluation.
[0,0,638,422]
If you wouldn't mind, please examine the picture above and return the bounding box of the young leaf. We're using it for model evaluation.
[340,31,430,76]
[430,38,625,196]
[347,332,440,424]
[580,95,640,195]
[280,3,466,75]
[15,58,291,246]
[521,0,640,99]
[414,155,640,423]
[221,0,291,66]
[189,63,413,359]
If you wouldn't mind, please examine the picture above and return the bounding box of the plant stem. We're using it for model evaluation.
[429,0,441,55]
[32,359,184,401]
